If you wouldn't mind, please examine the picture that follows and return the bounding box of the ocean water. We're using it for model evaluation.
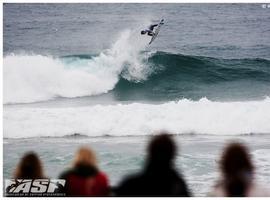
[3,3,270,196]
[3,135,270,196]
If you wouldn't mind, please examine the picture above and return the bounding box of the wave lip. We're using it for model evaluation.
[4,97,270,138]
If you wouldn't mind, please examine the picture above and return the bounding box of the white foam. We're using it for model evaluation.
[4,98,270,138]
[3,30,151,104]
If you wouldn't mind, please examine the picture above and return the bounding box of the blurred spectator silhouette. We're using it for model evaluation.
[59,146,109,196]
[14,151,46,179]
[209,142,270,197]
[115,133,191,196]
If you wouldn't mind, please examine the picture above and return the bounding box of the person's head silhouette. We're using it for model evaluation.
[220,142,254,196]
[14,152,45,179]
[147,133,177,168]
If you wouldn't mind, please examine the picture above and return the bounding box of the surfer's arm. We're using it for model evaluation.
[149,24,159,30]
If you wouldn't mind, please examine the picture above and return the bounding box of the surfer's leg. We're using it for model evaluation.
[141,30,147,35]
[147,32,154,36]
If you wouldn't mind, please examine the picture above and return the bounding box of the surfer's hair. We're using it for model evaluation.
[14,152,45,179]
[73,146,97,168]
[220,142,254,197]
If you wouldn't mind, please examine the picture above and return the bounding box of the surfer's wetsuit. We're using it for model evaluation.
[141,24,158,36]
[141,19,164,36]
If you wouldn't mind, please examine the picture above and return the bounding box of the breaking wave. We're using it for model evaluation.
[3,30,270,104]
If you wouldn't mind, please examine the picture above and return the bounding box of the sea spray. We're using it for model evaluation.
[3,30,151,104]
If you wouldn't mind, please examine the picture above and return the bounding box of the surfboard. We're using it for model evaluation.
[149,19,164,45]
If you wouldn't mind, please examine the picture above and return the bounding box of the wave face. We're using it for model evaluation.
[4,30,270,104]
[4,98,270,138]
[115,52,270,101]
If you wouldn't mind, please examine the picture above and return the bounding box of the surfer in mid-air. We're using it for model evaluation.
[141,19,164,44]
[141,19,164,36]
[141,24,158,36]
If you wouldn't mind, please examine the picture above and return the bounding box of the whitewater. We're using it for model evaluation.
[4,30,152,104]
[3,28,270,138]
[4,97,270,138]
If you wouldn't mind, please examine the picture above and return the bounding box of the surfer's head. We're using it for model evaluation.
[14,152,45,179]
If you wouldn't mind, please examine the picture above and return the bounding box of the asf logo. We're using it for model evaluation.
[5,179,66,197]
